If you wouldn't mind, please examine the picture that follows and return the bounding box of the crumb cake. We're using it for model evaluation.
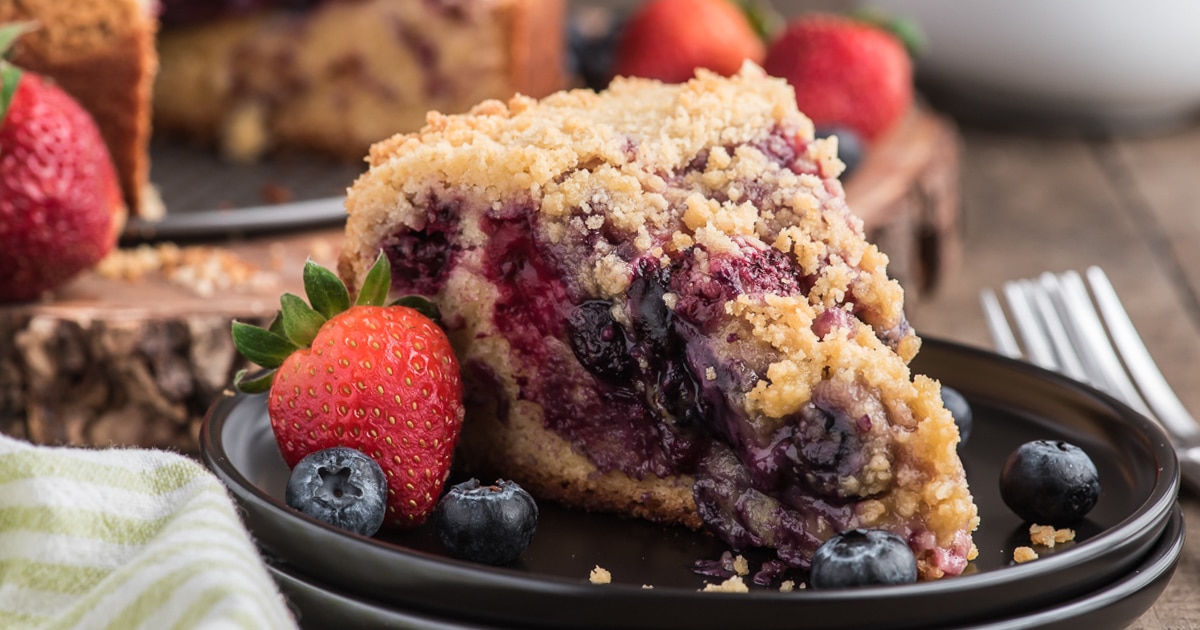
[0,0,158,216]
[154,0,566,162]
[339,64,979,579]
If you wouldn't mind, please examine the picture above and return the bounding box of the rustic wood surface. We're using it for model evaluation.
[911,121,1200,629]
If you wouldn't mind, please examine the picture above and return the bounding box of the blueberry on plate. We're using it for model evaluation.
[814,125,865,180]
[999,440,1100,526]
[436,478,538,566]
[941,385,973,445]
[809,529,918,589]
[285,446,387,537]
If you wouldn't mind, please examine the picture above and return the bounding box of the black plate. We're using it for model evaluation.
[123,142,361,243]
[201,338,1180,629]
[268,504,1183,630]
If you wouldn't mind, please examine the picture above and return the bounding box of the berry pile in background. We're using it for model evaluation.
[0,23,124,303]
[611,0,765,84]
[763,13,913,143]
[232,253,466,529]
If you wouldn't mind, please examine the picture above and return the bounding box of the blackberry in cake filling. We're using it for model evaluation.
[341,67,977,579]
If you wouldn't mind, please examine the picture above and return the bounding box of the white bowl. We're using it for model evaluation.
[860,0,1200,131]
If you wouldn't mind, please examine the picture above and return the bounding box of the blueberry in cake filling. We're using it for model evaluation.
[339,65,979,579]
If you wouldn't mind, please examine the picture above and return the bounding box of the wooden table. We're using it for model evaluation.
[911,121,1200,629]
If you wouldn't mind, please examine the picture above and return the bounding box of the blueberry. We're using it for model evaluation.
[814,125,865,180]
[285,447,387,537]
[999,440,1100,525]
[436,479,538,565]
[566,301,634,383]
[941,386,973,445]
[809,529,917,589]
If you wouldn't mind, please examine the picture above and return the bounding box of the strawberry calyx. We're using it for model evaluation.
[736,0,784,43]
[231,251,441,394]
[0,22,35,122]
[851,8,925,59]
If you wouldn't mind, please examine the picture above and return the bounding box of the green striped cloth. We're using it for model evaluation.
[0,433,296,629]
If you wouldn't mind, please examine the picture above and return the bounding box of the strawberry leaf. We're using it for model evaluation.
[737,0,783,42]
[233,368,276,394]
[355,251,391,307]
[231,320,298,369]
[267,309,286,337]
[303,258,351,319]
[390,295,442,326]
[280,293,326,348]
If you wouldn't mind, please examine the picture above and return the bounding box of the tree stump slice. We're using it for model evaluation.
[0,107,961,452]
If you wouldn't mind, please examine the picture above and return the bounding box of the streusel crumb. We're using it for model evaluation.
[701,576,749,593]
[1013,547,1039,563]
[97,243,278,297]
[1030,524,1076,547]
[588,566,611,585]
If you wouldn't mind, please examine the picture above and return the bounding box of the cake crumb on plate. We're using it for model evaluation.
[1030,523,1076,548]
[1013,547,1039,563]
[589,566,611,584]
[701,576,749,593]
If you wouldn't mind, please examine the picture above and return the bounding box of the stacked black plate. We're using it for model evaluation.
[201,339,1183,629]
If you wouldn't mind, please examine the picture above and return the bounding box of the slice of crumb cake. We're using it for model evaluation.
[339,64,979,579]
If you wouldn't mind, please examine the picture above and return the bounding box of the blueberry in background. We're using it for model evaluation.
[809,528,917,589]
[568,6,628,91]
[814,125,866,180]
[436,478,539,565]
[285,446,388,537]
[999,440,1100,526]
[940,385,972,445]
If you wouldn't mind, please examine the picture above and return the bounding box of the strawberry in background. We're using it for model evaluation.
[764,13,913,143]
[612,0,765,84]
[0,23,124,303]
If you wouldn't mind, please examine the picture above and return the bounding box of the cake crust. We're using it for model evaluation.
[340,65,978,579]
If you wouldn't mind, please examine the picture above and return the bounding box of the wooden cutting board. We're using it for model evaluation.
[0,107,961,452]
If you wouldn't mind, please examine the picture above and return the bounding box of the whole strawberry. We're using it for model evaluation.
[232,253,465,528]
[0,24,124,303]
[613,0,765,84]
[763,14,912,142]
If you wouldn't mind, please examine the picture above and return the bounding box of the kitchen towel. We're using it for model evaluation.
[0,432,296,629]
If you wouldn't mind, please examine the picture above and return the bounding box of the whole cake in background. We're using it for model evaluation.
[0,0,158,217]
[338,64,979,579]
[153,0,567,162]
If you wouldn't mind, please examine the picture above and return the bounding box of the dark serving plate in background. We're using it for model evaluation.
[201,338,1181,629]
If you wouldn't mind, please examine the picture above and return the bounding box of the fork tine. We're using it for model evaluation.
[1005,280,1060,371]
[1086,266,1200,439]
[980,288,1022,359]
[1031,272,1091,385]
[1055,270,1156,420]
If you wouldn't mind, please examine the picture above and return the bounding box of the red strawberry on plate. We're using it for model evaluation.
[0,23,124,303]
[763,13,912,142]
[613,0,765,83]
[232,253,465,528]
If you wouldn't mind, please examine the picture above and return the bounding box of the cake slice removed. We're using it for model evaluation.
[339,64,979,580]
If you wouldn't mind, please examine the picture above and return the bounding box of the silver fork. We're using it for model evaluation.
[981,266,1200,495]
